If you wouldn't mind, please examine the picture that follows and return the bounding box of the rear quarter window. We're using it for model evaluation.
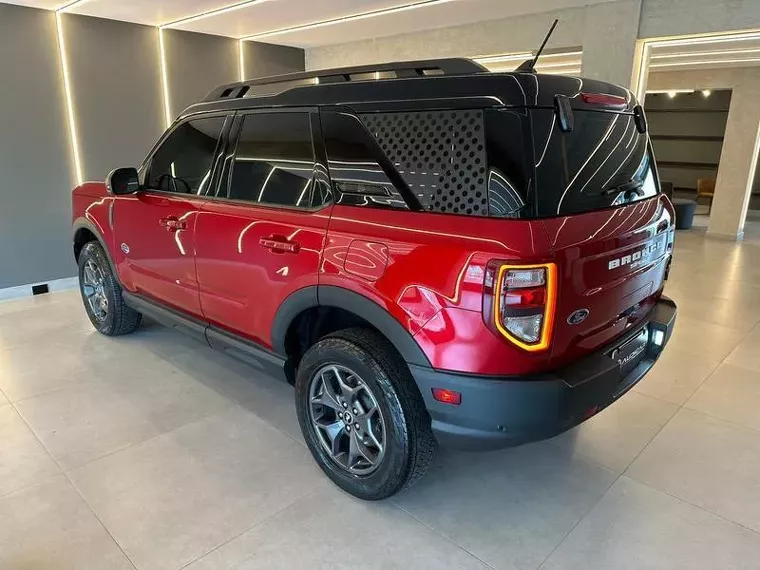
[358,109,532,218]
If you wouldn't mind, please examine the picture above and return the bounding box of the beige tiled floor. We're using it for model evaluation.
[2,225,760,569]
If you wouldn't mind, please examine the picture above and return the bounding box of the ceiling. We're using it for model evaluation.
[9,0,760,71]
[6,0,611,47]
[474,34,760,81]
[648,33,760,73]
[475,49,582,75]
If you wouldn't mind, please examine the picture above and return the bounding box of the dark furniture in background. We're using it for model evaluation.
[673,198,697,230]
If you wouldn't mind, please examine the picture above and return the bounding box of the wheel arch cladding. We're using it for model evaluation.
[272,286,431,368]
[72,219,119,279]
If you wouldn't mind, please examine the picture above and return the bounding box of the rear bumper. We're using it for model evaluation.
[410,296,677,450]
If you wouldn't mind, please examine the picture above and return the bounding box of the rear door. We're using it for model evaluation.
[194,110,331,348]
[115,115,228,317]
[530,107,674,364]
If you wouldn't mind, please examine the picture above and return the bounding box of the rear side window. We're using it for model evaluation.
[321,111,408,210]
[361,110,489,215]
[223,112,315,208]
[146,116,225,194]
[532,109,657,217]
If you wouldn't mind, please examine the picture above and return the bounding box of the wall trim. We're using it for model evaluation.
[0,276,78,302]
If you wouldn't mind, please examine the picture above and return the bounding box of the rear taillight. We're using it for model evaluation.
[483,262,557,351]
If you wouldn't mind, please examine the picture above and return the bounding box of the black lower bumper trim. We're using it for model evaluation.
[411,296,677,450]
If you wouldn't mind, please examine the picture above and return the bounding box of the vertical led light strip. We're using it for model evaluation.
[55,11,83,186]
[157,27,173,128]
[239,39,246,81]
[634,40,652,103]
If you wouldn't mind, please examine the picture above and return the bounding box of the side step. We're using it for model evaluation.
[122,291,288,382]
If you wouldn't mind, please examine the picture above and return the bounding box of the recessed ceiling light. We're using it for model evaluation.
[652,48,760,59]
[668,91,677,98]
[161,0,273,29]
[474,53,533,65]
[651,31,760,49]
[57,0,91,12]
[241,0,456,41]
[536,61,583,69]
[637,30,760,102]
[702,89,712,97]
[651,57,760,68]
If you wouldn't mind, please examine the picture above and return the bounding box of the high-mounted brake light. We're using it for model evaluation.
[580,92,628,110]
[483,262,557,351]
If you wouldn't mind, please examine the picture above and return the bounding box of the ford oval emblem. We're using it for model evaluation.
[567,309,590,325]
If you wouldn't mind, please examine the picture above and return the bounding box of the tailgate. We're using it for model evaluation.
[543,196,675,366]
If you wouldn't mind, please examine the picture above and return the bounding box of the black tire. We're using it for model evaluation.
[78,241,141,336]
[295,328,436,500]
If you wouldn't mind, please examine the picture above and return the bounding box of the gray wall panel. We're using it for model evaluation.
[243,41,304,79]
[164,29,238,117]
[0,4,75,288]
[64,13,164,181]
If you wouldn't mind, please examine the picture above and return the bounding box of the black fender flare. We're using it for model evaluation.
[72,218,119,280]
[271,285,431,367]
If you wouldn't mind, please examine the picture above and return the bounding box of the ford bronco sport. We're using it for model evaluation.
[72,58,677,500]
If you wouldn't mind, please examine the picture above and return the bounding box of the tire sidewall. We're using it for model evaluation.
[296,339,412,500]
[78,242,118,335]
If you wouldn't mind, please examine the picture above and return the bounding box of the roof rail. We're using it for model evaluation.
[203,58,487,102]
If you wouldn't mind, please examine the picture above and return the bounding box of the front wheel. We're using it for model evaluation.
[78,241,141,336]
[295,328,436,500]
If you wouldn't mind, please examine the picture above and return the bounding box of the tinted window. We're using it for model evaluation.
[484,109,531,218]
[322,112,408,210]
[360,110,489,215]
[224,113,315,208]
[146,116,225,194]
[532,109,657,216]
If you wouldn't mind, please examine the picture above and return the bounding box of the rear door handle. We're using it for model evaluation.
[159,217,187,232]
[259,235,301,254]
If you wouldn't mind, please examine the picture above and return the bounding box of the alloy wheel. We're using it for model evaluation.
[82,259,108,321]
[308,364,386,476]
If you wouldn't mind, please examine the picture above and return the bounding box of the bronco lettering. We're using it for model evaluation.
[608,241,660,270]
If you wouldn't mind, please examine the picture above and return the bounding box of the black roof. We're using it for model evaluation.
[179,58,634,120]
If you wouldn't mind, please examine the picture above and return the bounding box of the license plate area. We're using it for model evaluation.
[609,327,649,376]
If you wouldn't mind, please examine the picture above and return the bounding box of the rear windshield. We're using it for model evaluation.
[530,108,658,217]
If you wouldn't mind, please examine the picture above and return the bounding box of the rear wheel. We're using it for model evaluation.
[295,328,436,500]
[78,241,141,336]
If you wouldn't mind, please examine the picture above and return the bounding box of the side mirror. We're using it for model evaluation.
[106,167,140,195]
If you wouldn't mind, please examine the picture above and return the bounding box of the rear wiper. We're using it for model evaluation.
[603,180,644,196]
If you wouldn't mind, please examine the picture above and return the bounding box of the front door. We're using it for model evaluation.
[194,111,330,348]
[114,115,227,318]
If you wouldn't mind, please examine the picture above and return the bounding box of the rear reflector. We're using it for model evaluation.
[432,388,461,406]
[580,92,628,110]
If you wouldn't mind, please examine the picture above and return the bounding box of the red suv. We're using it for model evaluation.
[72,59,677,500]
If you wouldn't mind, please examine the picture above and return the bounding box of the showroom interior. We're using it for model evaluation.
[2,0,760,568]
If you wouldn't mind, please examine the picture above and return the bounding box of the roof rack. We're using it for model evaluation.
[203,58,487,102]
